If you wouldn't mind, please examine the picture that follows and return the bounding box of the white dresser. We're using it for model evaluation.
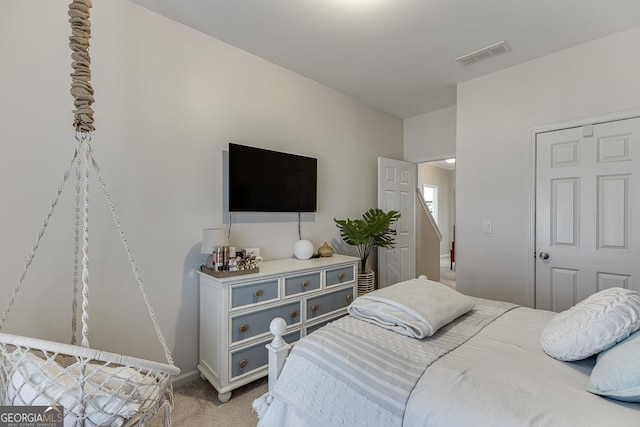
[197,254,359,402]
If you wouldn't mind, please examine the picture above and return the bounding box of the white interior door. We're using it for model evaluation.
[378,157,416,288]
[535,117,640,311]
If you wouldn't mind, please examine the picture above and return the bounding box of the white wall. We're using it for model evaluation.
[417,164,453,255]
[0,0,402,378]
[416,201,441,282]
[456,26,640,306]
[404,106,456,162]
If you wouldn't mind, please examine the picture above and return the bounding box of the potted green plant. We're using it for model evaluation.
[334,208,400,294]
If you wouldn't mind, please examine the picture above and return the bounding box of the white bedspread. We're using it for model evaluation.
[406,306,640,426]
[347,278,475,338]
[258,307,640,426]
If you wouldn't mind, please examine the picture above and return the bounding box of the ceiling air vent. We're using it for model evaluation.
[456,41,511,67]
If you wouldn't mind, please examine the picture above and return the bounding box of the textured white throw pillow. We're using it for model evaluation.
[587,330,640,402]
[539,287,640,361]
[6,351,140,427]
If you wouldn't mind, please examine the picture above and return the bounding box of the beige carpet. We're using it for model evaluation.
[440,256,456,289]
[147,377,267,427]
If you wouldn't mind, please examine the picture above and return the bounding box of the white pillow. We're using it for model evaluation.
[539,287,640,361]
[6,351,142,427]
[587,330,640,402]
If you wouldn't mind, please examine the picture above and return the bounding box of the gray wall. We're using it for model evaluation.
[417,163,454,256]
[456,26,640,306]
[416,200,441,282]
[0,0,403,379]
[404,106,456,163]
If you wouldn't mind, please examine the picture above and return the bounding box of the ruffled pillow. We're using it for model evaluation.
[587,330,640,402]
[539,288,640,361]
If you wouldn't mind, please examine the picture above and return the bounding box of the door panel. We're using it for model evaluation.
[551,178,578,246]
[598,174,629,249]
[378,157,415,288]
[535,117,640,311]
[550,267,578,312]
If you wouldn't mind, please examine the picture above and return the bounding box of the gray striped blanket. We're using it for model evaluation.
[273,297,517,427]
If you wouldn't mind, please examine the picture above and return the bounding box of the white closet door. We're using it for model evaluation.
[535,117,640,311]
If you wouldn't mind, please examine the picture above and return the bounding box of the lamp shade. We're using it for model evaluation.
[201,228,229,253]
[293,239,314,260]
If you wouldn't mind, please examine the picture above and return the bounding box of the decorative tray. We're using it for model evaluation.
[200,265,259,278]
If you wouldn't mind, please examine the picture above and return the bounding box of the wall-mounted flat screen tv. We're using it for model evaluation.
[228,143,318,212]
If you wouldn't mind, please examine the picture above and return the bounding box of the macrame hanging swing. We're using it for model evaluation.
[0,1,180,425]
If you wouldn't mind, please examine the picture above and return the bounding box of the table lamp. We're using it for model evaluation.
[201,228,229,270]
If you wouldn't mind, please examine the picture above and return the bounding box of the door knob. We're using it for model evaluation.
[539,252,550,260]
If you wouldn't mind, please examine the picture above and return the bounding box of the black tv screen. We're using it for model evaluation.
[228,143,318,212]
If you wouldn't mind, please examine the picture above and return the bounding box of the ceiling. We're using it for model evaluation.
[129,0,640,119]
[428,159,455,171]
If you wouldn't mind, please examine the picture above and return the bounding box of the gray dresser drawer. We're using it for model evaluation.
[231,278,279,309]
[325,265,355,287]
[230,330,300,381]
[284,271,321,297]
[307,287,354,320]
[231,301,301,343]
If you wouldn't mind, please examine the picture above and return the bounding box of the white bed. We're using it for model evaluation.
[255,279,640,427]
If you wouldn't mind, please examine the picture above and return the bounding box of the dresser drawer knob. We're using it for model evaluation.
[239,359,248,369]
[301,281,309,288]
[346,294,353,302]
[291,310,299,318]
[338,273,345,280]
[311,304,319,312]
[239,324,249,333]
[254,289,263,297]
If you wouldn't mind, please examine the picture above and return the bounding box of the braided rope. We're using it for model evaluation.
[89,149,175,366]
[0,4,176,423]
[0,145,81,329]
[71,149,81,346]
[69,0,95,133]
[1,5,176,400]
[80,139,91,349]
[66,1,174,364]
[76,357,88,422]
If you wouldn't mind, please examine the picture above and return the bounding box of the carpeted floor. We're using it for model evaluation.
[440,256,456,289]
[147,377,267,427]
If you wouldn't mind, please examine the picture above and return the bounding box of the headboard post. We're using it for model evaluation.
[266,317,291,392]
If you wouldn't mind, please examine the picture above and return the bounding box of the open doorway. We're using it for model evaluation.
[417,158,456,287]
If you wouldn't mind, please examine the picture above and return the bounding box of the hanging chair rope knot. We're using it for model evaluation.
[68,0,95,133]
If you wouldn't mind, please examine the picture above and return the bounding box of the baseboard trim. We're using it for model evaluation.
[173,369,201,387]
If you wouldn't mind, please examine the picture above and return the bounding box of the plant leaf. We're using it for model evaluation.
[334,208,401,270]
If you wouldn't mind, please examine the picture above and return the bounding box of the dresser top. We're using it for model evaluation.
[199,254,359,283]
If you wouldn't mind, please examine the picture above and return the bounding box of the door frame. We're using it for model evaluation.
[528,107,640,308]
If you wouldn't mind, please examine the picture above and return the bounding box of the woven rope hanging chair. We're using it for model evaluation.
[0,1,180,425]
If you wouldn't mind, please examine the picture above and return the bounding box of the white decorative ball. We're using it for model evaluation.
[293,239,314,260]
